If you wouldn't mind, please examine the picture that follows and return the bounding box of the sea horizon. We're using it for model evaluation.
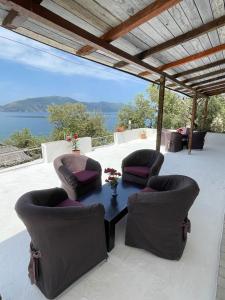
[0,111,118,141]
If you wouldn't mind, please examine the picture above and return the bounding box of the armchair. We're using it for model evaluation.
[54,154,102,200]
[15,188,107,299]
[125,175,199,260]
[121,149,164,186]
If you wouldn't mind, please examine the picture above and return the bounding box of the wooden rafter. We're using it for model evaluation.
[138,71,152,77]
[207,87,225,96]
[181,68,225,84]
[76,0,181,56]
[0,0,206,98]
[191,74,225,88]
[204,84,225,93]
[115,15,225,69]
[172,58,225,78]
[1,8,27,29]
[197,79,225,91]
[2,9,18,29]
[158,44,225,71]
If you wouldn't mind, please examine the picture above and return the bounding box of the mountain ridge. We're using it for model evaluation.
[0,96,123,113]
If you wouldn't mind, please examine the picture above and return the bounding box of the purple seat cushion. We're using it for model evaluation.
[56,199,83,207]
[73,170,99,183]
[141,187,158,192]
[124,166,150,178]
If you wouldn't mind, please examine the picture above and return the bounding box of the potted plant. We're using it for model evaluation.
[104,168,121,197]
[66,133,80,155]
[116,126,125,132]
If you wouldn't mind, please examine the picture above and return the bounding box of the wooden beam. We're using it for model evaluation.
[156,75,165,152]
[172,58,225,78]
[191,74,225,88]
[1,0,206,98]
[138,71,152,77]
[2,9,18,29]
[200,84,225,93]
[188,93,197,154]
[207,87,225,96]
[181,68,225,84]
[201,98,208,130]
[159,44,225,71]
[76,0,181,56]
[204,84,225,93]
[197,79,225,91]
[2,8,27,29]
[114,16,225,69]
[140,15,225,60]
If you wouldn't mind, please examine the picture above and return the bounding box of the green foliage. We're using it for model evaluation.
[211,115,224,132]
[196,96,225,132]
[148,85,191,129]
[4,128,48,148]
[48,103,110,140]
[118,94,154,128]
[118,85,191,130]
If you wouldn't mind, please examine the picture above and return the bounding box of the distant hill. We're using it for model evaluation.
[1,96,123,113]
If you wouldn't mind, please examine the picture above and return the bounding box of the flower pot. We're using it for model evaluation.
[116,126,125,132]
[111,184,118,197]
[140,132,147,139]
[72,149,80,155]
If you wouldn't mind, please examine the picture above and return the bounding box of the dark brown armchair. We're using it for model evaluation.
[125,175,199,260]
[15,188,107,299]
[121,149,164,186]
[192,131,207,149]
[54,154,102,200]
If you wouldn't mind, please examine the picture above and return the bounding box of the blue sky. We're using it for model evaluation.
[0,27,149,105]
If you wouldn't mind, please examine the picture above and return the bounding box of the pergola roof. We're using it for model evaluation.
[1,0,225,98]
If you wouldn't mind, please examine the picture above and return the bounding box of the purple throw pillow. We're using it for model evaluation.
[73,170,99,183]
[141,187,158,192]
[124,166,150,178]
[56,199,83,207]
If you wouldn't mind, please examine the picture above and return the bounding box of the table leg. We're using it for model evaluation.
[105,221,115,252]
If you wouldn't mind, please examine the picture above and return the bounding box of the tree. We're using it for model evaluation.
[48,103,109,140]
[196,96,225,131]
[117,94,154,129]
[118,85,191,130]
[4,128,47,148]
[211,115,224,132]
[148,85,191,129]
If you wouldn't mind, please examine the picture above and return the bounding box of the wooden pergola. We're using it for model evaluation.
[1,0,225,153]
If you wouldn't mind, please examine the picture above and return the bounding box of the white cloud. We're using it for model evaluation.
[0,27,140,82]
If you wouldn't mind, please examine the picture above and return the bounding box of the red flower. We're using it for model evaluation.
[74,133,78,139]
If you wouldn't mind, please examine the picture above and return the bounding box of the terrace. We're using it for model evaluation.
[0,133,225,300]
[1,0,225,299]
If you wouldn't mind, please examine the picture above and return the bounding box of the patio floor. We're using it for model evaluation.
[0,133,225,300]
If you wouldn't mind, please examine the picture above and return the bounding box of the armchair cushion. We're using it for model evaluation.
[124,166,150,178]
[56,199,83,207]
[73,170,99,183]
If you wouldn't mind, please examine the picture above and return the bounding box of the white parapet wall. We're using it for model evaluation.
[41,137,92,163]
[114,128,157,144]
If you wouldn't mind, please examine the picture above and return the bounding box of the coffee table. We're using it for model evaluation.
[79,180,141,252]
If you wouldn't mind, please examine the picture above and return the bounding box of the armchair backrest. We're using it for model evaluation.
[142,175,200,222]
[122,149,164,169]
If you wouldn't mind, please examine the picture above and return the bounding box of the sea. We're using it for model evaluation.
[0,111,118,141]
